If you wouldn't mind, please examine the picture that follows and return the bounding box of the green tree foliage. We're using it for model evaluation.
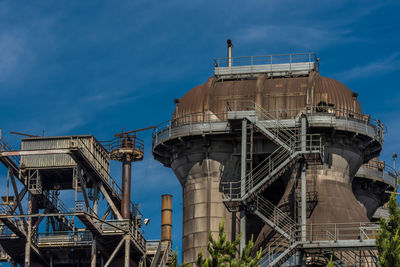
[171,221,262,267]
[326,255,335,267]
[376,190,400,267]
[230,235,262,267]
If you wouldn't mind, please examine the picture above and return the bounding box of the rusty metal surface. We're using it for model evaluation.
[173,72,362,123]
[161,194,172,241]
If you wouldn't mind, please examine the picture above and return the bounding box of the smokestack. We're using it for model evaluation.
[121,156,132,219]
[227,39,233,67]
[161,194,172,241]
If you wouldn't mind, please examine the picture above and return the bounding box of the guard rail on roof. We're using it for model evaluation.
[214,53,318,79]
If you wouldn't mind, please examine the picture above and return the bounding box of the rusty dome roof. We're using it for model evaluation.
[173,72,361,121]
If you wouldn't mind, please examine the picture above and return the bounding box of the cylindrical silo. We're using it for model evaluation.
[153,50,384,265]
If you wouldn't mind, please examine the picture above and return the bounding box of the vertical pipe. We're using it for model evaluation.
[122,156,132,219]
[161,194,173,241]
[240,119,247,252]
[227,39,233,67]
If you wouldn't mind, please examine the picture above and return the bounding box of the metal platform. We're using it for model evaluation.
[214,53,318,79]
[0,134,150,266]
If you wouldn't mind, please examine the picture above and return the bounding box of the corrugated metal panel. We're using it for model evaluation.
[20,136,110,177]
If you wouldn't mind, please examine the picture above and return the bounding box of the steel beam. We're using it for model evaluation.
[24,193,32,267]
[91,237,97,267]
[240,119,247,252]
[99,185,123,220]
[104,237,125,267]
[0,149,72,157]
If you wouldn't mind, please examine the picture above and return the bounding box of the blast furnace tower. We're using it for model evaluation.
[153,41,395,266]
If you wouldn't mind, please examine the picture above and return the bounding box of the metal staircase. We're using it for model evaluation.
[221,133,322,204]
[259,238,301,267]
[252,196,297,241]
[222,100,322,204]
[222,100,324,266]
[150,241,171,267]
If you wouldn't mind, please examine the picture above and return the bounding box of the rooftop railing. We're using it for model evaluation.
[214,53,319,68]
[153,104,384,147]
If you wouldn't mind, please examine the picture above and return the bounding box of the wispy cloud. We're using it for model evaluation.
[235,25,356,50]
[232,1,385,51]
[334,52,400,81]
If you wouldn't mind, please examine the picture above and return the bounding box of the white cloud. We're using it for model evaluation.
[335,53,400,82]
[0,32,32,84]
[235,25,356,50]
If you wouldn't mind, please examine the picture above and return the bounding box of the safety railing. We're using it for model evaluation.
[0,136,20,169]
[0,222,23,239]
[74,201,94,215]
[259,234,293,267]
[258,222,379,266]
[146,240,161,254]
[74,138,144,220]
[153,104,382,147]
[255,195,297,239]
[99,219,130,233]
[357,159,398,186]
[221,134,323,200]
[37,231,93,247]
[45,191,69,214]
[130,220,147,252]
[103,135,145,155]
[304,222,379,242]
[73,138,122,199]
[226,100,297,141]
[0,205,10,215]
[214,53,319,69]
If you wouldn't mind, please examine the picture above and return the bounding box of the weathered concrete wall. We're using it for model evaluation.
[169,136,275,264]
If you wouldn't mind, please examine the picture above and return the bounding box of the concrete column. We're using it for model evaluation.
[179,159,236,264]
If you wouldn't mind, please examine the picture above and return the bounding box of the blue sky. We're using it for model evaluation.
[0,0,400,263]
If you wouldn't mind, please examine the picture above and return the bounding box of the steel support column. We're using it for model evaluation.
[124,235,131,267]
[91,237,97,267]
[240,119,247,252]
[301,116,307,243]
[24,193,32,267]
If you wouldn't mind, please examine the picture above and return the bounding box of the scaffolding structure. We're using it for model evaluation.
[0,134,170,267]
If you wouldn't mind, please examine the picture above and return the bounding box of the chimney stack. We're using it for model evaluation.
[161,194,172,241]
[227,39,233,67]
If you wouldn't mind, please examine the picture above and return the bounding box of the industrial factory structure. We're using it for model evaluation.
[0,40,397,267]
[152,41,397,266]
[0,130,173,266]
